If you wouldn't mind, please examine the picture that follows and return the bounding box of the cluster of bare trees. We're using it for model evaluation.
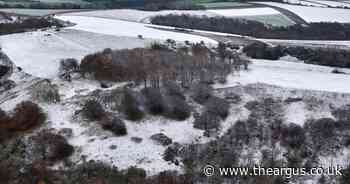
[80,42,250,88]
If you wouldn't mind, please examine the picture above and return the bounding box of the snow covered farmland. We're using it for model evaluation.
[56,15,217,44]
[257,2,350,23]
[305,0,350,8]
[215,59,350,93]
[0,15,217,78]
[0,29,152,78]
[207,7,281,16]
[284,0,328,7]
[63,7,295,26]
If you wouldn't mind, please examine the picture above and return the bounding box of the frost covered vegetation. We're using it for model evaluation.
[3,9,350,182]
[0,42,251,183]
[151,14,350,40]
[79,42,249,86]
[76,42,248,123]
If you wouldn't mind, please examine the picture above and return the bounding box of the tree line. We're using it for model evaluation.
[244,41,350,68]
[0,0,204,10]
[151,14,350,40]
[0,17,63,35]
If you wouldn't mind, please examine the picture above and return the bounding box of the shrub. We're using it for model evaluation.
[225,93,242,104]
[31,80,60,103]
[9,101,46,132]
[163,81,184,100]
[0,108,11,142]
[164,95,191,121]
[0,129,12,143]
[125,166,147,182]
[66,161,125,184]
[244,100,259,111]
[281,123,306,149]
[304,118,340,153]
[0,108,9,124]
[59,58,79,74]
[205,96,230,119]
[332,68,346,74]
[81,100,106,121]
[193,112,221,131]
[149,42,169,50]
[163,143,181,163]
[191,83,213,104]
[141,87,165,115]
[339,164,350,184]
[59,58,79,81]
[121,90,144,121]
[305,118,337,139]
[101,117,127,136]
[0,80,16,93]
[150,133,172,146]
[30,130,74,162]
[243,42,284,60]
[0,17,62,35]
[332,104,350,121]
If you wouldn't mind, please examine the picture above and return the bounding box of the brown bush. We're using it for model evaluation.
[30,130,74,162]
[3,101,46,132]
[0,108,10,125]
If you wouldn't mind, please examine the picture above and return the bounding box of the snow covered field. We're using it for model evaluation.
[0,29,152,78]
[0,14,218,79]
[207,7,281,16]
[307,0,350,8]
[256,2,350,23]
[63,8,295,26]
[284,0,328,7]
[56,15,217,44]
[215,59,350,93]
[62,9,217,23]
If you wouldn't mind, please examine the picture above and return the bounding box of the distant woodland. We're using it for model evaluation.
[151,14,350,40]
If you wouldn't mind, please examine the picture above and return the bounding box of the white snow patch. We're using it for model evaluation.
[259,38,350,49]
[56,15,217,44]
[256,2,350,23]
[308,0,350,8]
[45,102,207,175]
[215,59,350,93]
[319,148,350,168]
[285,102,307,126]
[207,7,280,17]
[62,9,217,23]
[0,29,150,79]
[284,0,328,7]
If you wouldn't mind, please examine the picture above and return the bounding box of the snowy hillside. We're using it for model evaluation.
[1,5,350,184]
